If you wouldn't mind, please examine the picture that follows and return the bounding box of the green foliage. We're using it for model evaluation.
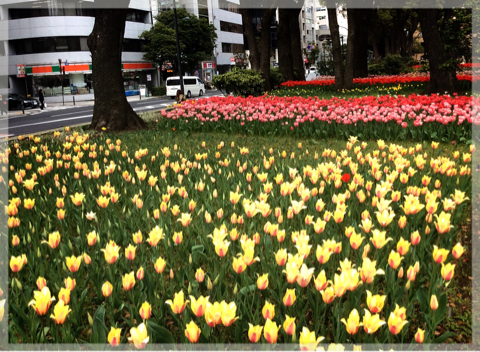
[212,68,264,97]
[307,47,320,67]
[140,9,217,74]
[152,87,166,96]
[368,55,416,75]
[269,68,285,89]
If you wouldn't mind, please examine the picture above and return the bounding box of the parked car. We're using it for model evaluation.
[8,93,40,110]
[166,76,205,99]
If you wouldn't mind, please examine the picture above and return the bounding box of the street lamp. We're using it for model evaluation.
[172,0,184,94]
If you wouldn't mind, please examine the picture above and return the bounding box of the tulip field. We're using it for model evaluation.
[4,121,473,348]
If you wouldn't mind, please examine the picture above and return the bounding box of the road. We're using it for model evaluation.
[0,90,222,138]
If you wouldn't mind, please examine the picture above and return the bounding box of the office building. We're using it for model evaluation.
[2,0,155,100]
[150,0,244,76]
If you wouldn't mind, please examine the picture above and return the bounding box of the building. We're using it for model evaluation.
[314,4,348,55]
[2,0,155,101]
[150,0,244,76]
[301,0,316,55]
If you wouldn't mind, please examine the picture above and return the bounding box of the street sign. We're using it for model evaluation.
[147,74,152,81]
[231,57,235,62]
[273,63,279,67]
[17,65,26,78]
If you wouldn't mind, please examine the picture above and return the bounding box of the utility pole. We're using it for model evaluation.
[58,59,65,105]
[173,0,184,94]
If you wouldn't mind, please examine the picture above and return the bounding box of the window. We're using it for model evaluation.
[184,78,196,85]
[307,30,310,35]
[198,6,209,18]
[319,25,328,30]
[9,6,150,23]
[10,37,146,55]
[218,0,240,13]
[221,42,244,53]
[167,79,180,86]
[306,8,311,13]
[318,16,326,20]
[220,21,243,33]
[306,18,311,24]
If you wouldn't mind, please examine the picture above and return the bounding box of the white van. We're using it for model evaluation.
[166,76,205,99]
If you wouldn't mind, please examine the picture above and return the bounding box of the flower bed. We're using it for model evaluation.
[159,94,475,142]
[280,75,476,88]
[5,133,473,347]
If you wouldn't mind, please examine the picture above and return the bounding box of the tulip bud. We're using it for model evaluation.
[170,269,174,279]
[430,295,439,310]
[207,276,213,290]
[188,283,192,294]
[68,239,73,251]
[398,267,404,279]
[213,274,219,285]
[15,278,22,290]
[415,328,425,343]
[233,283,238,295]
[189,254,192,264]
[88,312,94,326]
[406,280,411,290]
[37,247,42,258]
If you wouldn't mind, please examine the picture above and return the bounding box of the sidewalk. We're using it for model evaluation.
[5,95,161,117]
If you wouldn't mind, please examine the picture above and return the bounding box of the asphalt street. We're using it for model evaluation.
[0,90,222,137]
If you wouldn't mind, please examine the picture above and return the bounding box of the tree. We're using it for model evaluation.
[143,9,217,76]
[87,0,146,132]
[307,47,320,67]
[241,7,276,91]
[277,5,306,82]
[140,21,178,82]
[417,5,465,94]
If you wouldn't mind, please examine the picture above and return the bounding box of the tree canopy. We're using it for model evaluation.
[140,9,217,75]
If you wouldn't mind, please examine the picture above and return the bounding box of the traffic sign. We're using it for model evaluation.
[231,57,235,62]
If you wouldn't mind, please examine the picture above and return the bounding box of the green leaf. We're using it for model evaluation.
[147,321,174,344]
[191,245,205,253]
[433,293,448,326]
[432,331,456,343]
[91,305,108,344]
[415,287,428,313]
[238,284,256,296]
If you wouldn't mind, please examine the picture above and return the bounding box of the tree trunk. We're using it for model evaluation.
[240,9,260,70]
[371,31,381,62]
[344,7,355,90]
[406,16,419,56]
[87,9,146,132]
[277,9,295,81]
[418,8,457,94]
[259,8,276,91]
[289,8,305,81]
[352,9,369,78]
[327,3,344,90]
[384,36,390,56]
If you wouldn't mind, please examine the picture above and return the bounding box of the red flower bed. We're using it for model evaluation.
[164,94,476,126]
[281,74,476,88]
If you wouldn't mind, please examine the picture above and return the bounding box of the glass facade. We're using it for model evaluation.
[9,7,151,24]
[10,37,146,55]
[220,21,243,33]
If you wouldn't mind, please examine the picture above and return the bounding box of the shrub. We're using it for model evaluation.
[212,68,264,97]
[152,86,166,96]
[270,68,285,89]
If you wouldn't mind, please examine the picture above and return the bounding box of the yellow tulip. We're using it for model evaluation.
[65,255,82,273]
[101,240,121,264]
[10,255,24,272]
[108,327,122,346]
[41,231,61,249]
[185,320,201,343]
[128,323,149,349]
[50,300,72,324]
[122,272,135,291]
[147,226,164,247]
[341,309,362,335]
[262,301,275,320]
[189,295,209,317]
[248,323,263,343]
[299,326,325,351]
[263,319,281,344]
[220,301,238,326]
[283,288,296,307]
[28,287,55,315]
[363,309,386,334]
[165,291,189,314]
[432,245,449,264]
[366,290,386,314]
